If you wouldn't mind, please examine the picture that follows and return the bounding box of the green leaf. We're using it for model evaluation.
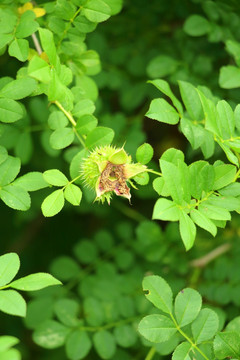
[172,342,192,360]
[235,104,240,131]
[64,184,82,206]
[225,40,240,67]
[198,203,231,221]
[180,117,205,150]
[43,169,68,186]
[216,100,235,139]
[0,290,26,317]
[174,288,202,327]
[79,50,101,76]
[0,253,20,287]
[133,172,149,185]
[0,8,17,34]
[50,128,75,150]
[0,99,24,123]
[214,332,240,359]
[152,198,180,221]
[201,130,215,159]
[178,81,203,121]
[200,163,215,192]
[138,314,176,343]
[39,28,58,67]
[84,297,104,326]
[54,298,80,327]
[160,148,184,165]
[48,111,68,130]
[28,56,51,83]
[66,330,91,360]
[72,76,98,102]
[136,143,154,164]
[15,11,39,38]
[160,160,183,204]
[50,256,80,281]
[14,132,32,164]
[178,160,191,203]
[0,34,13,49]
[192,308,219,344]
[74,15,97,33]
[10,273,61,291]
[13,172,48,191]
[0,156,20,186]
[70,149,89,181]
[0,146,8,165]
[76,114,98,135]
[226,316,240,332]
[41,189,65,217]
[0,348,21,360]
[190,208,217,237]
[48,70,74,109]
[93,330,116,359]
[0,184,30,211]
[179,210,196,251]
[72,99,95,118]
[33,320,70,349]
[147,55,178,78]
[206,194,240,211]
[146,98,179,125]
[152,177,165,196]
[101,0,123,15]
[8,39,29,62]
[184,15,210,36]
[55,0,77,20]
[216,141,239,166]
[142,275,173,313]
[197,90,219,136]
[74,240,98,264]
[0,336,19,352]
[114,325,137,348]
[219,182,240,196]
[83,0,111,23]
[25,298,53,330]
[213,164,236,190]
[148,79,183,114]
[0,78,37,100]
[85,127,114,149]
[219,66,240,89]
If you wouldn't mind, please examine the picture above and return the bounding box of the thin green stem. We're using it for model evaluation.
[26,124,48,132]
[57,6,83,48]
[145,346,156,360]
[77,316,140,332]
[54,100,86,148]
[54,100,76,126]
[73,127,86,148]
[221,136,240,143]
[234,167,240,182]
[62,174,82,191]
[146,169,162,176]
[169,313,209,360]
[0,284,10,290]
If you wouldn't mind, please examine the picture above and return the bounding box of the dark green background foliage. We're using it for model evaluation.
[1,0,240,359]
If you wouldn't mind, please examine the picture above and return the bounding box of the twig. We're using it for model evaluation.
[54,100,76,126]
[31,33,42,55]
[190,243,232,268]
[145,347,156,360]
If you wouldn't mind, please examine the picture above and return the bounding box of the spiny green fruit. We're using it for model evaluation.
[81,145,147,204]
